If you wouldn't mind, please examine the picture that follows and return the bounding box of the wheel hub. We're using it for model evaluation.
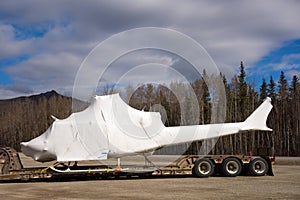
[254,161,266,173]
[226,161,239,174]
[199,162,211,175]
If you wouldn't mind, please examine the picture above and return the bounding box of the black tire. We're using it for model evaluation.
[193,158,214,178]
[222,157,242,177]
[249,157,269,176]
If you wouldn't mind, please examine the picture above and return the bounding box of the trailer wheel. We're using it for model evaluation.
[193,158,214,178]
[222,157,242,177]
[249,157,269,176]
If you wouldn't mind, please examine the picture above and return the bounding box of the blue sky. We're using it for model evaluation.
[0,0,299,99]
[246,39,300,89]
[250,39,300,82]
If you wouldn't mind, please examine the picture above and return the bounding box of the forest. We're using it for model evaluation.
[105,62,300,156]
[0,91,73,151]
[0,62,299,156]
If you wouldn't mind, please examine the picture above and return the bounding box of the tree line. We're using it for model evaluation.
[0,63,299,156]
[0,91,72,151]
[104,62,300,156]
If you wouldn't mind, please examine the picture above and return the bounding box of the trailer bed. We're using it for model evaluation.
[0,147,274,182]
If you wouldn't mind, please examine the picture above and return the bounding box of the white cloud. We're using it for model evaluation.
[264,53,300,71]
[4,52,82,93]
[0,0,300,99]
[282,54,300,62]
[0,24,33,59]
[0,84,34,99]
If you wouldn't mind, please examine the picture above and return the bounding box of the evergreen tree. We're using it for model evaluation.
[266,75,277,155]
[191,79,203,123]
[278,71,288,100]
[259,78,268,101]
[202,70,211,124]
[238,61,248,120]
[277,71,289,155]
[289,75,300,155]
[267,76,276,101]
[145,83,154,110]
[132,85,145,110]
[290,75,299,95]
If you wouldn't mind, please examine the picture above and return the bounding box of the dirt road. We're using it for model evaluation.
[0,164,299,200]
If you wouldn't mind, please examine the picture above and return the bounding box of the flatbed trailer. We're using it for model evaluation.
[0,147,274,182]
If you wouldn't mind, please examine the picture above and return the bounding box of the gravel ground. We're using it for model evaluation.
[0,163,299,199]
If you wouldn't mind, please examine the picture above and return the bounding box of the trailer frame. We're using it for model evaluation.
[0,147,274,182]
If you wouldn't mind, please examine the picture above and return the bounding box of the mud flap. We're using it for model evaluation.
[263,156,274,176]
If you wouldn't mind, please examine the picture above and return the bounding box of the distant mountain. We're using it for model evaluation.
[0,90,73,151]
